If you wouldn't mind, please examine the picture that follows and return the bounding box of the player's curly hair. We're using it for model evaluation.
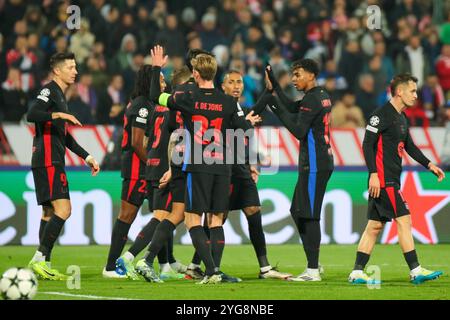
[390,73,418,96]
[291,59,319,77]
[130,64,153,99]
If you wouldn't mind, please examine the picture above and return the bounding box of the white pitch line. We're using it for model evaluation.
[41,291,140,300]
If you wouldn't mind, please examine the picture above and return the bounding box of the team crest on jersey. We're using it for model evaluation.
[138,108,148,118]
[369,116,380,126]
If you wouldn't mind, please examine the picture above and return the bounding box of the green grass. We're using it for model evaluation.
[1,245,449,300]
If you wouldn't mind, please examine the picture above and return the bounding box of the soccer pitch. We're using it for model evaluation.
[1,245,448,300]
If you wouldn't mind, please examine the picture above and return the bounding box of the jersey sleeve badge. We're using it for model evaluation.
[37,88,50,102]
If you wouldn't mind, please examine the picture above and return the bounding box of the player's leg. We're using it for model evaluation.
[30,198,71,280]
[242,206,292,279]
[207,212,225,271]
[185,212,220,284]
[348,219,385,284]
[288,171,330,282]
[29,166,71,280]
[39,206,54,262]
[396,215,443,284]
[186,214,208,279]
[104,200,139,273]
[184,172,220,284]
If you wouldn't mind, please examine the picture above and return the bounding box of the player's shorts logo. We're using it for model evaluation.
[369,116,380,126]
[139,108,148,118]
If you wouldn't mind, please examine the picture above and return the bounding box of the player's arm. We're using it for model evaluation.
[27,95,82,126]
[265,65,298,113]
[267,94,319,140]
[250,88,273,115]
[405,130,445,181]
[159,133,177,189]
[362,122,381,198]
[130,107,150,163]
[66,132,100,176]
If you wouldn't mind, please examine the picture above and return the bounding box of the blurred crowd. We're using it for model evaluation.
[0,0,450,128]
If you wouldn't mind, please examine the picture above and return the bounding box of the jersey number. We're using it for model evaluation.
[192,115,223,145]
[152,116,165,148]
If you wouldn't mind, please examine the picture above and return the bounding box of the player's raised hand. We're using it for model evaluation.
[54,112,82,126]
[368,173,381,198]
[265,70,273,92]
[151,45,168,68]
[428,163,445,182]
[265,64,279,90]
[85,155,100,176]
[159,169,172,189]
[246,110,262,126]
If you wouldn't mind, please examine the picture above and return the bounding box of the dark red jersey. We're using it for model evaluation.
[121,96,151,179]
[27,81,89,168]
[145,103,171,181]
[363,102,430,188]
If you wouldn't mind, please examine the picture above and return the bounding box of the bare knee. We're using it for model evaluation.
[366,221,385,237]
[208,213,224,228]
[243,206,261,217]
[51,200,71,220]
[185,213,202,230]
[153,210,169,221]
[42,206,54,220]
[118,201,139,224]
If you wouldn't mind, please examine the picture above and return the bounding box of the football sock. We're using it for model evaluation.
[167,231,176,264]
[354,251,371,271]
[39,219,52,261]
[209,226,225,268]
[145,220,175,264]
[39,219,47,242]
[157,241,169,265]
[31,251,45,263]
[403,250,420,271]
[128,218,160,257]
[189,226,216,276]
[295,218,321,269]
[246,212,269,268]
[191,224,210,264]
[38,214,66,260]
[105,219,131,271]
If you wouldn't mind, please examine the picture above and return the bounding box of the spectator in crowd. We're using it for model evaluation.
[97,74,125,125]
[420,74,446,123]
[155,14,185,57]
[76,73,98,120]
[355,73,378,121]
[435,44,450,96]
[338,40,365,91]
[331,91,365,129]
[198,12,226,52]
[0,0,448,130]
[396,34,431,87]
[66,84,94,125]
[0,67,27,123]
[317,59,347,91]
[6,35,37,93]
[373,40,395,84]
[69,18,95,65]
[363,55,388,105]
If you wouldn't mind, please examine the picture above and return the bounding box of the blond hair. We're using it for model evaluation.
[191,54,217,81]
